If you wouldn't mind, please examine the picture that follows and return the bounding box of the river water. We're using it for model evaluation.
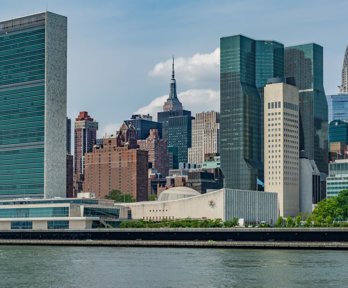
[0,246,347,288]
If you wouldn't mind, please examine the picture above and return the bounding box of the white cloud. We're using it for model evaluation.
[99,122,120,138]
[149,48,220,87]
[134,89,219,120]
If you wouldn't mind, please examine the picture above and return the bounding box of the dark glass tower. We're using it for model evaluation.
[285,44,328,174]
[158,58,192,169]
[255,40,284,182]
[220,35,284,190]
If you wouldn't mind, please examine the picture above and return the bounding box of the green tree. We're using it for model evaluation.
[286,216,295,228]
[105,189,135,202]
[295,215,302,227]
[224,218,239,227]
[304,216,312,227]
[148,194,157,201]
[275,216,283,227]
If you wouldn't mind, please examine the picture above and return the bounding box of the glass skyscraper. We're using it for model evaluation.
[285,44,328,174]
[329,120,348,144]
[327,47,348,123]
[220,35,284,190]
[0,12,67,198]
[328,94,348,122]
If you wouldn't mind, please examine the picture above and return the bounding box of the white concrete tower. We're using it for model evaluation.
[264,80,299,217]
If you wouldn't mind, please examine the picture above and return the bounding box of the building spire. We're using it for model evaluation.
[340,46,348,94]
[172,55,175,79]
[162,55,183,112]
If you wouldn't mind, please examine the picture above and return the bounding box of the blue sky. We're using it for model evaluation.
[1,0,347,135]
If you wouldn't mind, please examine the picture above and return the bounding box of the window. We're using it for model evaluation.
[48,221,69,229]
[11,221,32,229]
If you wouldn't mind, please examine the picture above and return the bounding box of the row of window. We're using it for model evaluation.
[284,102,298,111]
[268,101,281,109]
[10,220,69,230]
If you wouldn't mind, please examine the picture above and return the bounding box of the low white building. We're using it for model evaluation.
[121,187,279,224]
[0,198,129,230]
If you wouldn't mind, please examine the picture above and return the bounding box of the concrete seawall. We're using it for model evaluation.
[0,239,348,249]
[0,228,348,249]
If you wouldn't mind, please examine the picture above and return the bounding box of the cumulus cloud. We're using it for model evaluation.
[149,48,220,87]
[134,89,219,120]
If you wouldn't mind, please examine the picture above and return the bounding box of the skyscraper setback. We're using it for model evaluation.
[220,35,284,190]
[0,12,67,198]
[74,111,98,192]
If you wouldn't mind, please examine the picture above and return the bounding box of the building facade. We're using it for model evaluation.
[125,114,162,140]
[137,129,169,177]
[264,81,300,217]
[124,188,279,224]
[329,120,348,146]
[0,12,67,199]
[220,35,284,190]
[326,159,348,198]
[285,43,328,174]
[84,123,148,201]
[327,94,348,123]
[74,111,98,192]
[188,111,220,165]
[157,58,192,168]
[299,156,321,214]
[0,197,129,230]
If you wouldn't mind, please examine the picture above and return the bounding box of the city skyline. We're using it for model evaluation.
[1,0,347,137]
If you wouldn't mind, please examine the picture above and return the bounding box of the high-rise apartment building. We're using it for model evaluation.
[158,58,192,168]
[188,111,220,165]
[84,123,148,201]
[264,80,299,217]
[125,114,162,140]
[137,129,169,177]
[220,35,284,190]
[285,43,328,174]
[0,12,67,198]
[74,111,98,182]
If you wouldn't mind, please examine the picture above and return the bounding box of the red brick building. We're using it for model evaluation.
[137,129,169,177]
[74,111,98,193]
[84,123,148,201]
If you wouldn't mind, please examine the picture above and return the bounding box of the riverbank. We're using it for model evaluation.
[0,239,348,249]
